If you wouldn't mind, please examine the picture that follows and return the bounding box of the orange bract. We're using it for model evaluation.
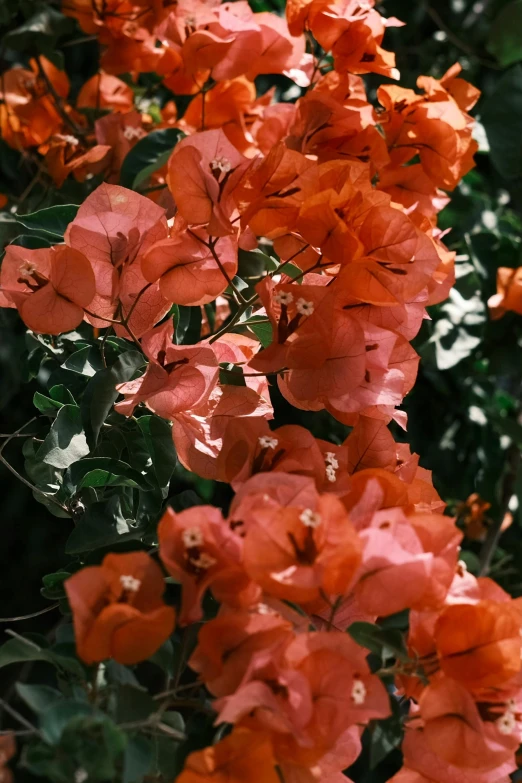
[65,551,175,665]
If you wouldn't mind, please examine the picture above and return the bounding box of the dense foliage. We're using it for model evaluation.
[1,1,522,783]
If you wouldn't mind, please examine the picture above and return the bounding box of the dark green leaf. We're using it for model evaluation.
[174,306,202,345]
[487,0,522,66]
[81,350,145,449]
[123,735,153,783]
[37,405,90,469]
[16,683,64,714]
[482,66,522,180]
[347,622,408,663]
[41,571,70,600]
[120,128,185,189]
[3,8,76,53]
[137,415,177,490]
[16,204,78,240]
[247,319,272,348]
[63,346,104,377]
[65,496,137,554]
[115,685,155,724]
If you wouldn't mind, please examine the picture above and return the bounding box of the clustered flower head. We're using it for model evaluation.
[1,1,514,782]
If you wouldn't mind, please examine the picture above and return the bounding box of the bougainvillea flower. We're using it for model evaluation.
[0,244,95,335]
[171,384,274,482]
[142,229,238,306]
[189,609,294,697]
[176,727,280,783]
[433,600,522,692]
[488,266,522,320]
[65,551,175,665]
[419,678,521,770]
[167,129,246,236]
[115,320,218,418]
[241,491,362,603]
[215,631,390,768]
[158,505,260,624]
[65,182,170,337]
[44,135,111,187]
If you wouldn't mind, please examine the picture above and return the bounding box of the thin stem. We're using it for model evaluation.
[0,604,59,623]
[0,699,40,735]
[0,419,69,513]
[34,57,85,137]
[478,443,520,576]
[190,231,247,304]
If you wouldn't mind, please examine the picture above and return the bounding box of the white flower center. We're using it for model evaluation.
[299,508,321,528]
[296,297,314,316]
[325,452,339,469]
[258,435,278,450]
[75,770,88,783]
[496,710,517,735]
[351,678,366,705]
[120,574,141,592]
[273,290,294,306]
[18,261,37,281]
[210,156,231,173]
[326,465,337,483]
[57,134,79,146]
[123,126,147,141]
[182,527,204,548]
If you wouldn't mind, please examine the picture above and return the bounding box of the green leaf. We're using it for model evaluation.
[3,8,76,53]
[137,415,177,490]
[37,405,90,469]
[347,622,408,663]
[33,392,64,414]
[41,571,70,600]
[10,233,53,249]
[369,703,403,768]
[149,639,175,676]
[40,701,96,744]
[120,128,185,189]
[482,66,522,180]
[81,350,145,449]
[65,496,137,554]
[0,635,84,677]
[62,346,104,377]
[65,457,149,492]
[16,683,64,714]
[115,685,155,724]
[174,305,202,345]
[123,735,153,783]
[247,319,273,348]
[487,0,522,66]
[16,204,78,240]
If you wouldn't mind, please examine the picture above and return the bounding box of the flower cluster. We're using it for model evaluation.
[1,1,512,783]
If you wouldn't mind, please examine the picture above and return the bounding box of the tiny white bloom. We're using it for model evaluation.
[259,435,279,450]
[296,298,314,316]
[325,465,337,483]
[299,509,321,528]
[190,553,217,570]
[351,678,366,705]
[120,574,141,592]
[496,711,516,735]
[58,134,79,146]
[182,527,204,548]
[75,769,89,783]
[18,261,37,281]
[210,156,231,173]
[123,126,146,141]
[273,290,294,306]
[325,452,339,469]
